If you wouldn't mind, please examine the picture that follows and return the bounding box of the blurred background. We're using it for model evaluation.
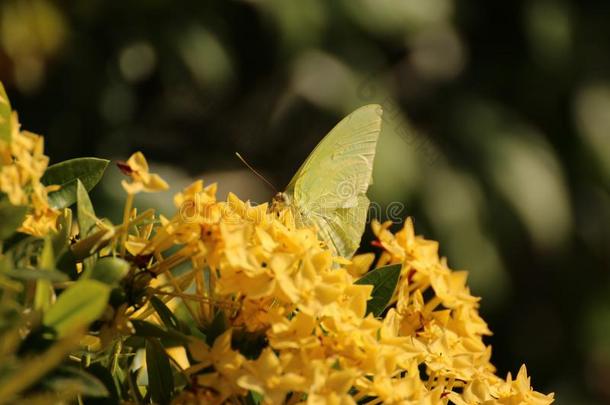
[0,0,608,402]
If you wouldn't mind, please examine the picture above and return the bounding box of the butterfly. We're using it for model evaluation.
[271,104,383,259]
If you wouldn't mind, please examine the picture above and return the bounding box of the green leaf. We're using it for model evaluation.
[146,338,174,405]
[246,390,264,405]
[90,256,129,285]
[77,180,98,275]
[0,81,12,142]
[0,252,12,272]
[84,363,120,405]
[131,320,191,343]
[1,232,31,254]
[43,279,110,337]
[77,179,97,237]
[205,309,228,347]
[56,248,78,280]
[43,366,109,398]
[2,268,69,282]
[40,235,56,270]
[34,237,55,311]
[0,201,27,241]
[51,208,72,258]
[172,301,206,339]
[149,294,194,335]
[42,158,109,209]
[70,228,111,260]
[150,296,180,331]
[355,263,402,317]
[127,370,145,403]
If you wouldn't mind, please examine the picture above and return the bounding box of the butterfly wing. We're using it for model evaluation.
[285,104,383,258]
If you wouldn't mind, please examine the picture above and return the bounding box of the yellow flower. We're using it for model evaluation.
[19,206,60,236]
[238,348,306,404]
[495,365,555,404]
[188,329,247,402]
[345,253,375,278]
[268,311,319,350]
[298,360,357,405]
[120,151,169,194]
[449,365,555,405]
[0,112,59,236]
[0,164,24,205]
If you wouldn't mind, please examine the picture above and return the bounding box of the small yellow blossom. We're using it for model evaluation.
[188,329,247,402]
[0,112,59,236]
[344,252,375,278]
[238,349,307,404]
[298,360,357,405]
[119,151,169,194]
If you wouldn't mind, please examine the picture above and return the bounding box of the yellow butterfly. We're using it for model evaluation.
[271,104,383,258]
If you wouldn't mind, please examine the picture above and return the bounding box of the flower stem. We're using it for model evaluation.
[120,192,134,257]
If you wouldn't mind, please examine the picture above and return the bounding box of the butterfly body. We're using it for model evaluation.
[272,104,383,258]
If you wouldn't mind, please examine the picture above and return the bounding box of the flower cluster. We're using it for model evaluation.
[125,170,554,404]
[0,105,59,236]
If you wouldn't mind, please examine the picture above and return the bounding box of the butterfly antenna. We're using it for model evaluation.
[235,152,278,193]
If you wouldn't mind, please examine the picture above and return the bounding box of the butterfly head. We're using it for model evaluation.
[271,192,290,212]
[271,192,296,220]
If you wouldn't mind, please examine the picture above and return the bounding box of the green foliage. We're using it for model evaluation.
[131,320,191,343]
[43,366,109,398]
[355,263,401,317]
[33,237,55,311]
[246,390,264,405]
[90,257,129,285]
[145,339,174,405]
[43,279,111,337]
[0,82,124,403]
[1,267,69,282]
[0,201,27,241]
[77,179,99,275]
[42,158,109,209]
[84,363,121,404]
[205,308,228,347]
[149,295,182,332]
